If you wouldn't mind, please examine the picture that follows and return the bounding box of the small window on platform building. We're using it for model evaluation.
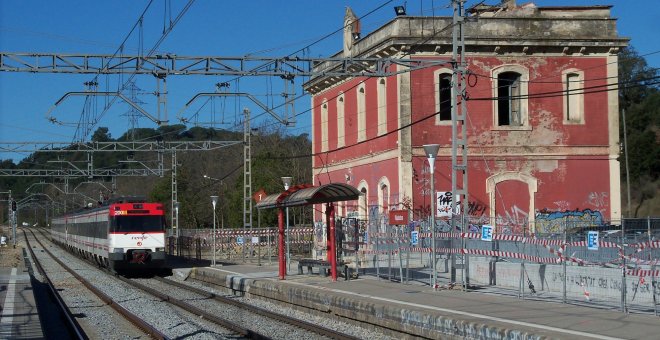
[337,94,345,147]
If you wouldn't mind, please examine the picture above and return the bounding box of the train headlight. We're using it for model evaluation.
[112,248,124,253]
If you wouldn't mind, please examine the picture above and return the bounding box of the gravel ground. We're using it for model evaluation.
[166,274,399,340]
[24,228,399,339]
[25,232,149,339]
[28,230,241,339]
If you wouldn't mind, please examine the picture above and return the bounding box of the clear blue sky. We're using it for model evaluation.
[1,0,658,163]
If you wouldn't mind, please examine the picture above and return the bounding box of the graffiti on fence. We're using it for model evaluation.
[535,209,605,233]
[314,221,326,250]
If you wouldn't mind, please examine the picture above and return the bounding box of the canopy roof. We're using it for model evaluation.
[255,182,361,209]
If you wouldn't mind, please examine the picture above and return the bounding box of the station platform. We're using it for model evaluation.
[0,246,44,339]
[179,260,660,340]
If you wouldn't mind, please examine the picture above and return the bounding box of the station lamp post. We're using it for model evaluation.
[211,195,219,266]
[423,144,440,289]
[281,176,292,271]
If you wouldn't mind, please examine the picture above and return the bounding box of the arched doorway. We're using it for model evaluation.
[486,172,538,234]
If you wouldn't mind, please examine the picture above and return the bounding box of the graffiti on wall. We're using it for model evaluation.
[586,191,609,210]
[495,205,529,234]
[535,209,605,233]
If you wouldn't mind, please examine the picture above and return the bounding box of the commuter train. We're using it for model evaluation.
[51,197,167,273]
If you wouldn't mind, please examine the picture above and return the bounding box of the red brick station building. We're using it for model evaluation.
[303,2,628,234]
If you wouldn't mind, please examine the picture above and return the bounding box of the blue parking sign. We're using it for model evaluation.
[411,231,419,246]
[237,236,244,245]
[481,225,493,242]
[587,231,599,250]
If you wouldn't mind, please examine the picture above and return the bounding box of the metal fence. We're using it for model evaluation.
[167,216,660,316]
[167,226,315,264]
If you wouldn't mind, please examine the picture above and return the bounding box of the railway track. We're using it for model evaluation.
[22,229,87,339]
[123,275,360,340]
[27,227,373,339]
[24,228,166,339]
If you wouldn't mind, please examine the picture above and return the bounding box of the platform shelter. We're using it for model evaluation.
[255,182,360,280]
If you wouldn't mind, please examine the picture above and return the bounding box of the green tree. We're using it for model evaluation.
[619,46,660,216]
[91,127,112,142]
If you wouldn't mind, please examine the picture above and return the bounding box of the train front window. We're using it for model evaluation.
[110,215,165,232]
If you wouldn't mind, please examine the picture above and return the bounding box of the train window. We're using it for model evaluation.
[110,215,165,232]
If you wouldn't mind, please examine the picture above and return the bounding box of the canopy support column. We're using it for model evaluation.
[326,202,337,281]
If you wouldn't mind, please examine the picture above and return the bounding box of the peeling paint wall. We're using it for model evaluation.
[307,7,626,225]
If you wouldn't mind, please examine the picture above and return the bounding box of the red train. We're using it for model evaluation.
[51,197,167,273]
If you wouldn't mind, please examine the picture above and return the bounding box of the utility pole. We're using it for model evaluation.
[243,108,253,262]
[171,150,178,237]
[451,0,469,290]
[9,190,16,247]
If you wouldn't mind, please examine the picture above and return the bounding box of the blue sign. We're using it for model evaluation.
[481,225,493,242]
[587,231,599,250]
[237,236,244,245]
[411,231,419,246]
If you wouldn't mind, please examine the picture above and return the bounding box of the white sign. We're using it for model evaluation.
[436,191,461,217]
[251,236,259,244]
[237,236,244,245]
[587,231,599,250]
[411,231,419,246]
[481,225,493,242]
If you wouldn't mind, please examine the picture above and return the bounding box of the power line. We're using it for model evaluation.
[263,69,657,161]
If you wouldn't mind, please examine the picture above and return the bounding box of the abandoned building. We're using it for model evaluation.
[303,1,629,234]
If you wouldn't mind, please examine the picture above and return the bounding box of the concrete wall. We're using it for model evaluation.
[469,256,658,306]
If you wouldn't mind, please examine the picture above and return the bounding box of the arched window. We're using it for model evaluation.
[360,187,368,219]
[321,100,328,151]
[434,68,453,124]
[380,182,389,213]
[492,65,529,129]
[337,93,345,147]
[377,78,387,135]
[357,85,366,141]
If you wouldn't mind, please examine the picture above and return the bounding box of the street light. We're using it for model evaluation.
[174,201,180,239]
[423,144,440,289]
[211,195,219,266]
[281,176,292,271]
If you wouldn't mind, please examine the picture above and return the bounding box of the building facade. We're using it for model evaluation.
[303,2,628,234]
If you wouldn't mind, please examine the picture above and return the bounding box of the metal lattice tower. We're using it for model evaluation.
[123,81,146,141]
[171,150,178,234]
[243,108,252,248]
[451,0,469,288]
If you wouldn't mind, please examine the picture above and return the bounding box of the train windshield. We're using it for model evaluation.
[110,215,165,233]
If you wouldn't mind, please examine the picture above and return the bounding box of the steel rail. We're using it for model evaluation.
[27,228,169,340]
[153,276,361,340]
[116,275,270,339]
[22,228,88,340]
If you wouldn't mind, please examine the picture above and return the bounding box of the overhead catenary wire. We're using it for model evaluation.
[267,43,660,153]
[183,0,398,127]
[264,66,657,161]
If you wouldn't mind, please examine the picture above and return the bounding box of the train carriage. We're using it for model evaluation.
[51,197,167,272]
